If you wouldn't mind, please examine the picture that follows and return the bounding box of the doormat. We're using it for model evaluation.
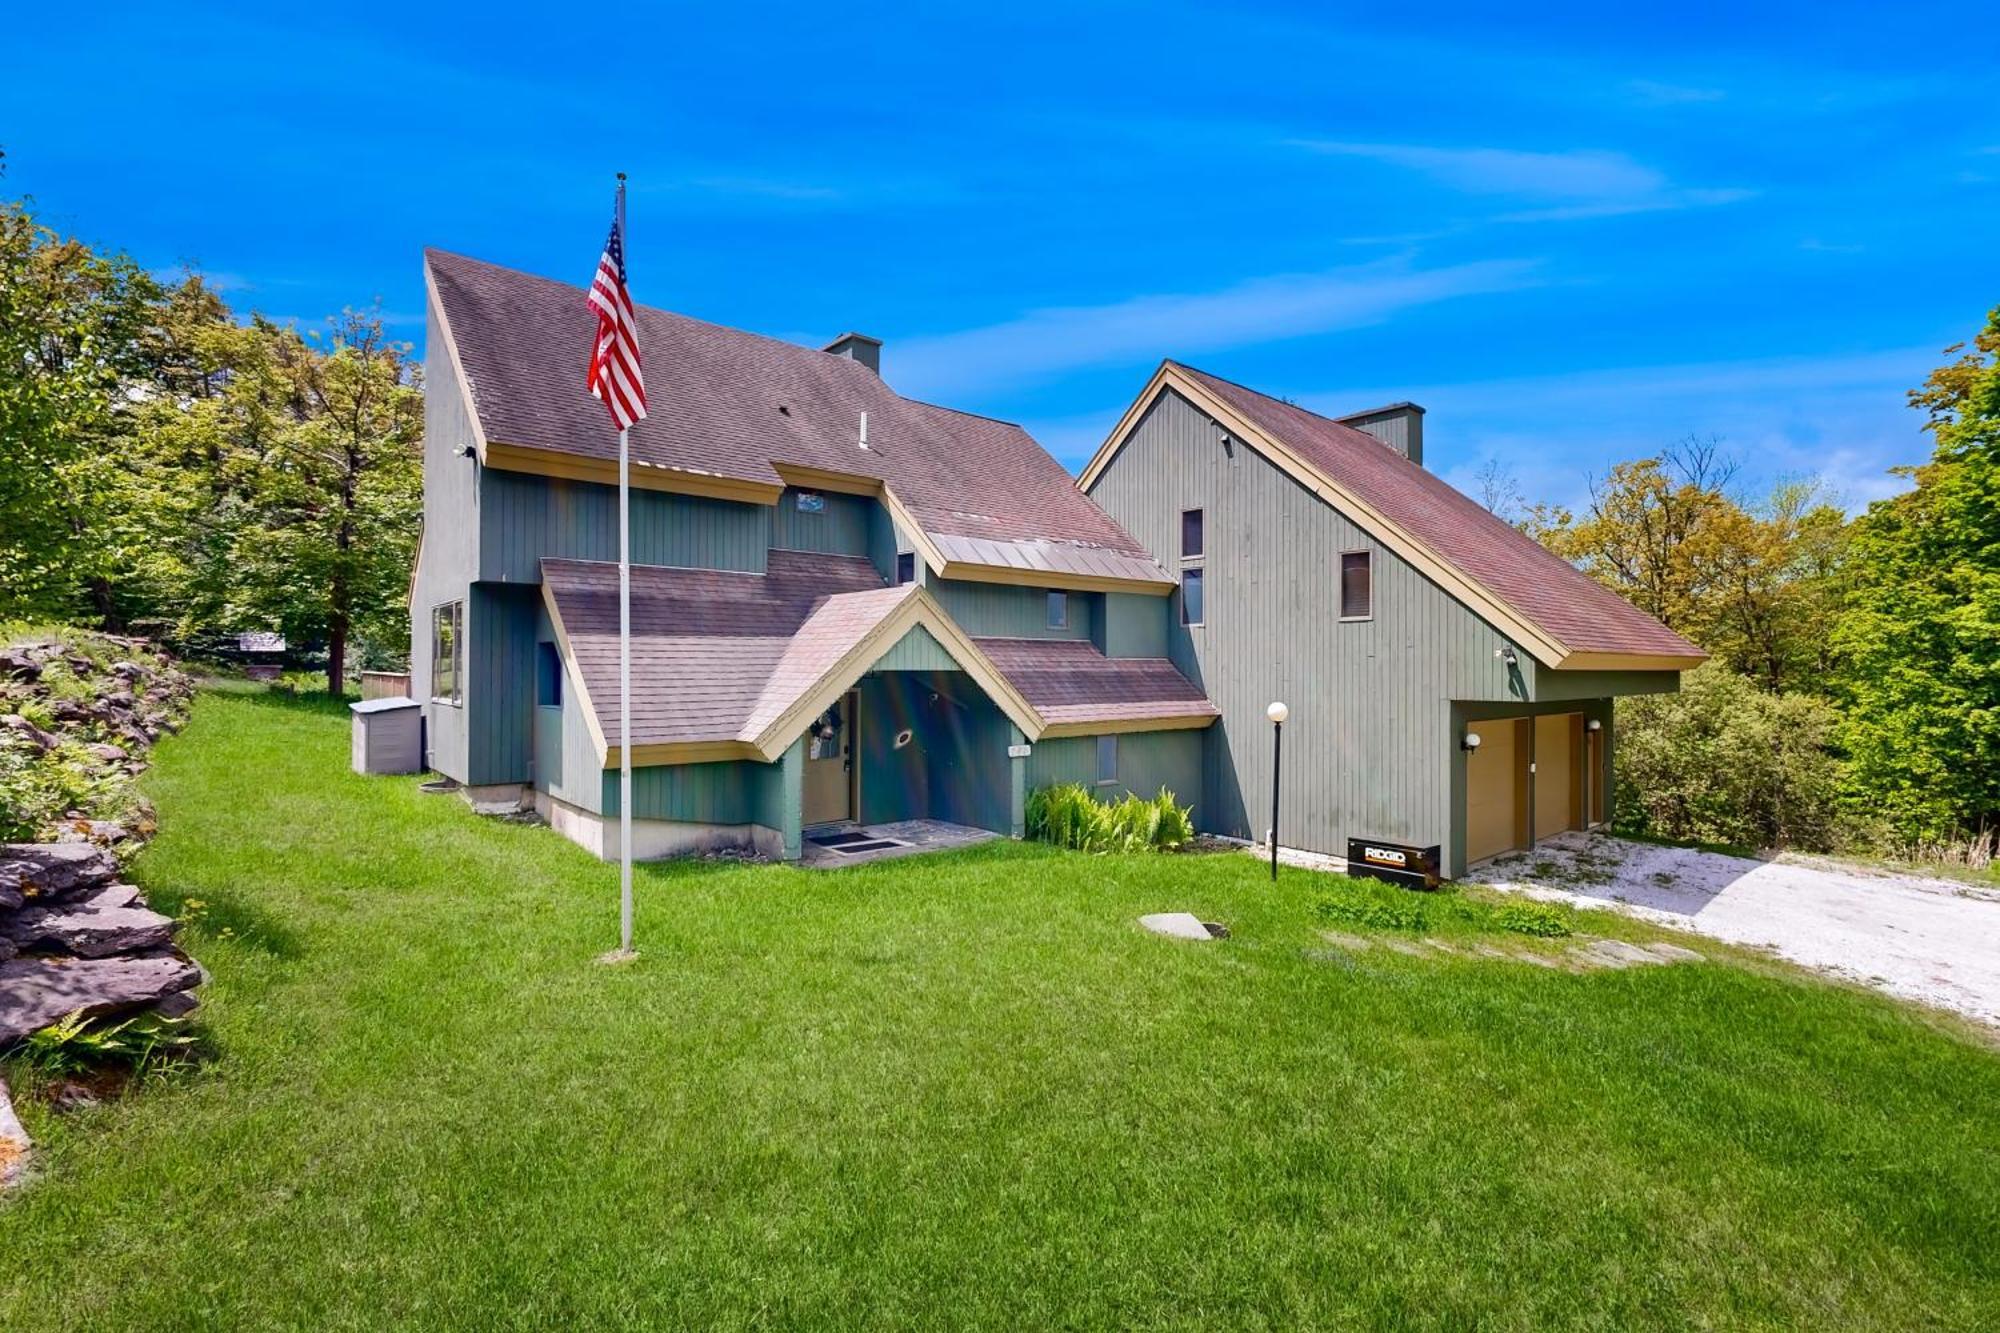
[832,839,905,855]
[806,830,872,849]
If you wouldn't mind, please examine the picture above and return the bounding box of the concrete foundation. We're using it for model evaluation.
[535,791,787,862]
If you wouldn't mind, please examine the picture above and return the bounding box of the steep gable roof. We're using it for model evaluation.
[426,249,1171,592]
[1081,361,1705,671]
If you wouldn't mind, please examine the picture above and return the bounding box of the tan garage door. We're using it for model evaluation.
[1534,713,1583,841]
[1465,718,1522,864]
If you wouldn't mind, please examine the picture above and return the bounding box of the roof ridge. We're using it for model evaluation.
[1169,360,1381,438]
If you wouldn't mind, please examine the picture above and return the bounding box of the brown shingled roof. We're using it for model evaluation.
[428,249,1168,587]
[1088,362,1704,668]
[975,638,1218,731]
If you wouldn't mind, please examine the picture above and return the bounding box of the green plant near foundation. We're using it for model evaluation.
[1025,783,1193,852]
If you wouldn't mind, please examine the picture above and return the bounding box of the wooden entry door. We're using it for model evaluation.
[1465,718,1523,864]
[802,691,858,827]
[1533,713,1583,840]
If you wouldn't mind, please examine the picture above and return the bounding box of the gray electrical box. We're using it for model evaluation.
[350,697,423,775]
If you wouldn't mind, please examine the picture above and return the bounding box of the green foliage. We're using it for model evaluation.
[1489,903,1575,938]
[1612,661,1846,851]
[1831,307,2000,847]
[14,1009,199,1078]
[0,192,424,692]
[1025,783,1194,852]
[1317,893,1428,931]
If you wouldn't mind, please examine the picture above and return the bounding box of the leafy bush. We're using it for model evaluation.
[1025,784,1194,853]
[1318,895,1428,931]
[1316,884,1575,938]
[1488,904,1575,938]
[15,1009,201,1078]
[1613,661,1848,852]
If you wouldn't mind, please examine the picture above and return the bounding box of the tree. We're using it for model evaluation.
[0,191,159,619]
[221,312,423,694]
[1832,309,2000,848]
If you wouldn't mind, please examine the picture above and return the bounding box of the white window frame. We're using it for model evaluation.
[431,601,463,705]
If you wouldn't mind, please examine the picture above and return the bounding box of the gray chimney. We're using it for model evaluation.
[1336,402,1425,466]
[823,332,882,375]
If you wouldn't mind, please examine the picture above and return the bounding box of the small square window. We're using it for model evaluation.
[535,641,562,708]
[1181,508,1204,559]
[1047,590,1067,629]
[795,491,825,513]
[896,551,916,585]
[1341,551,1372,620]
[1096,734,1118,785]
[1181,568,1204,626]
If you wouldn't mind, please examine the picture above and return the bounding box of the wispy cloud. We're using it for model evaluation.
[1312,346,1940,513]
[1289,141,1666,199]
[892,258,1542,398]
[1292,139,1753,229]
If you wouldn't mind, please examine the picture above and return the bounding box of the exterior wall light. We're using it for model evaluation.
[1462,730,1483,751]
[1586,719,1603,732]
[1266,701,1288,880]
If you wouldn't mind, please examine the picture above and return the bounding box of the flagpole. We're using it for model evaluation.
[616,174,634,957]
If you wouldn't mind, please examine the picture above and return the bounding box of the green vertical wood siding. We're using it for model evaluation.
[770,486,876,558]
[932,579,1094,641]
[1094,592,1170,659]
[1024,731,1205,825]
[477,468,768,583]
[1085,388,1536,860]
[464,583,537,786]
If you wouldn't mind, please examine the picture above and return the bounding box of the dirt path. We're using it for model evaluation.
[1467,832,2000,1026]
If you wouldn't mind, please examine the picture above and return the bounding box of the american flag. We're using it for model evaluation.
[585,216,647,430]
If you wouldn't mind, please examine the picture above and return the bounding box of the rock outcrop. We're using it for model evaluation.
[0,632,202,1060]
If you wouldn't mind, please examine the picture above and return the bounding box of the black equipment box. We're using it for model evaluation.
[1345,838,1442,890]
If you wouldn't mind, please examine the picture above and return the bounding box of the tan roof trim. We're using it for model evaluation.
[772,462,885,497]
[615,740,762,766]
[745,587,1044,759]
[539,582,609,763]
[1549,650,1707,672]
[486,441,785,505]
[1038,712,1217,739]
[933,559,1173,596]
[1083,364,1577,668]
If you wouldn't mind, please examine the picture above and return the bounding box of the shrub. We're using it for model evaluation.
[1613,661,1847,852]
[1025,784,1194,853]
[1487,903,1574,938]
[15,1009,200,1078]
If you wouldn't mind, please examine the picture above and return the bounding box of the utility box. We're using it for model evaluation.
[1345,838,1443,891]
[350,697,424,775]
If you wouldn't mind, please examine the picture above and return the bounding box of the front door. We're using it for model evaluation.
[1533,713,1583,840]
[802,691,857,827]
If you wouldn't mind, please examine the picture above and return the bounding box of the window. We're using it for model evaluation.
[1047,590,1067,629]
[1181,508,1204,559]
[1180,567,1204,626]
[795,491,826,513]
[1340,550,1372,620]
[896,551,916,585]
[431,602,462,704]
[535,641,561,708]
[1096,734,1118,786]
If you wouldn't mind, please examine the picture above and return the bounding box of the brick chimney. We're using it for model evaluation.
[1336,402,1425,467]
[823,332,882,375]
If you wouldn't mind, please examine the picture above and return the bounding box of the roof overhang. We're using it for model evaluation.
[1080,363,1707,673]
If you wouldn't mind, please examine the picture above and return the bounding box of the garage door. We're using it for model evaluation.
[1534,713,1583,841]
[1465,718,1522,864]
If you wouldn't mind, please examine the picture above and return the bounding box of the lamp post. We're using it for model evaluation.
[1266,700,1288,881]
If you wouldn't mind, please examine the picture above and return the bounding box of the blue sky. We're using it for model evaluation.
[8,2,1996,511]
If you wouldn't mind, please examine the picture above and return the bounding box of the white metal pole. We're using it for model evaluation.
[616,176,634,956]
[619,425,632,954]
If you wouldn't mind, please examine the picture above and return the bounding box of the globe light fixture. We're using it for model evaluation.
[1462,730,1483,751]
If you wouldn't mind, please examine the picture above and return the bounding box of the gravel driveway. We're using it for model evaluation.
[1466,832,2000,1026]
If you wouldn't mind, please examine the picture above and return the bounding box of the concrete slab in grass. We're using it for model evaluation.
[1139,912,1215,941]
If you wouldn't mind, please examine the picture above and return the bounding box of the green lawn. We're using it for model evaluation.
[4,690,1998,1329]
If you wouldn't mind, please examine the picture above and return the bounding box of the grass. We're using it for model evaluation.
[2,690,1998,1329]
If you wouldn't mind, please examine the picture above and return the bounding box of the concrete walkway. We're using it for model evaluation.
[800,820,997,868]
[1466,832,2000,1026]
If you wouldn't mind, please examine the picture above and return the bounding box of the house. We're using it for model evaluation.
[410,250,1701,876]
[409,251,1215,862]
[1079,361,1705,877]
